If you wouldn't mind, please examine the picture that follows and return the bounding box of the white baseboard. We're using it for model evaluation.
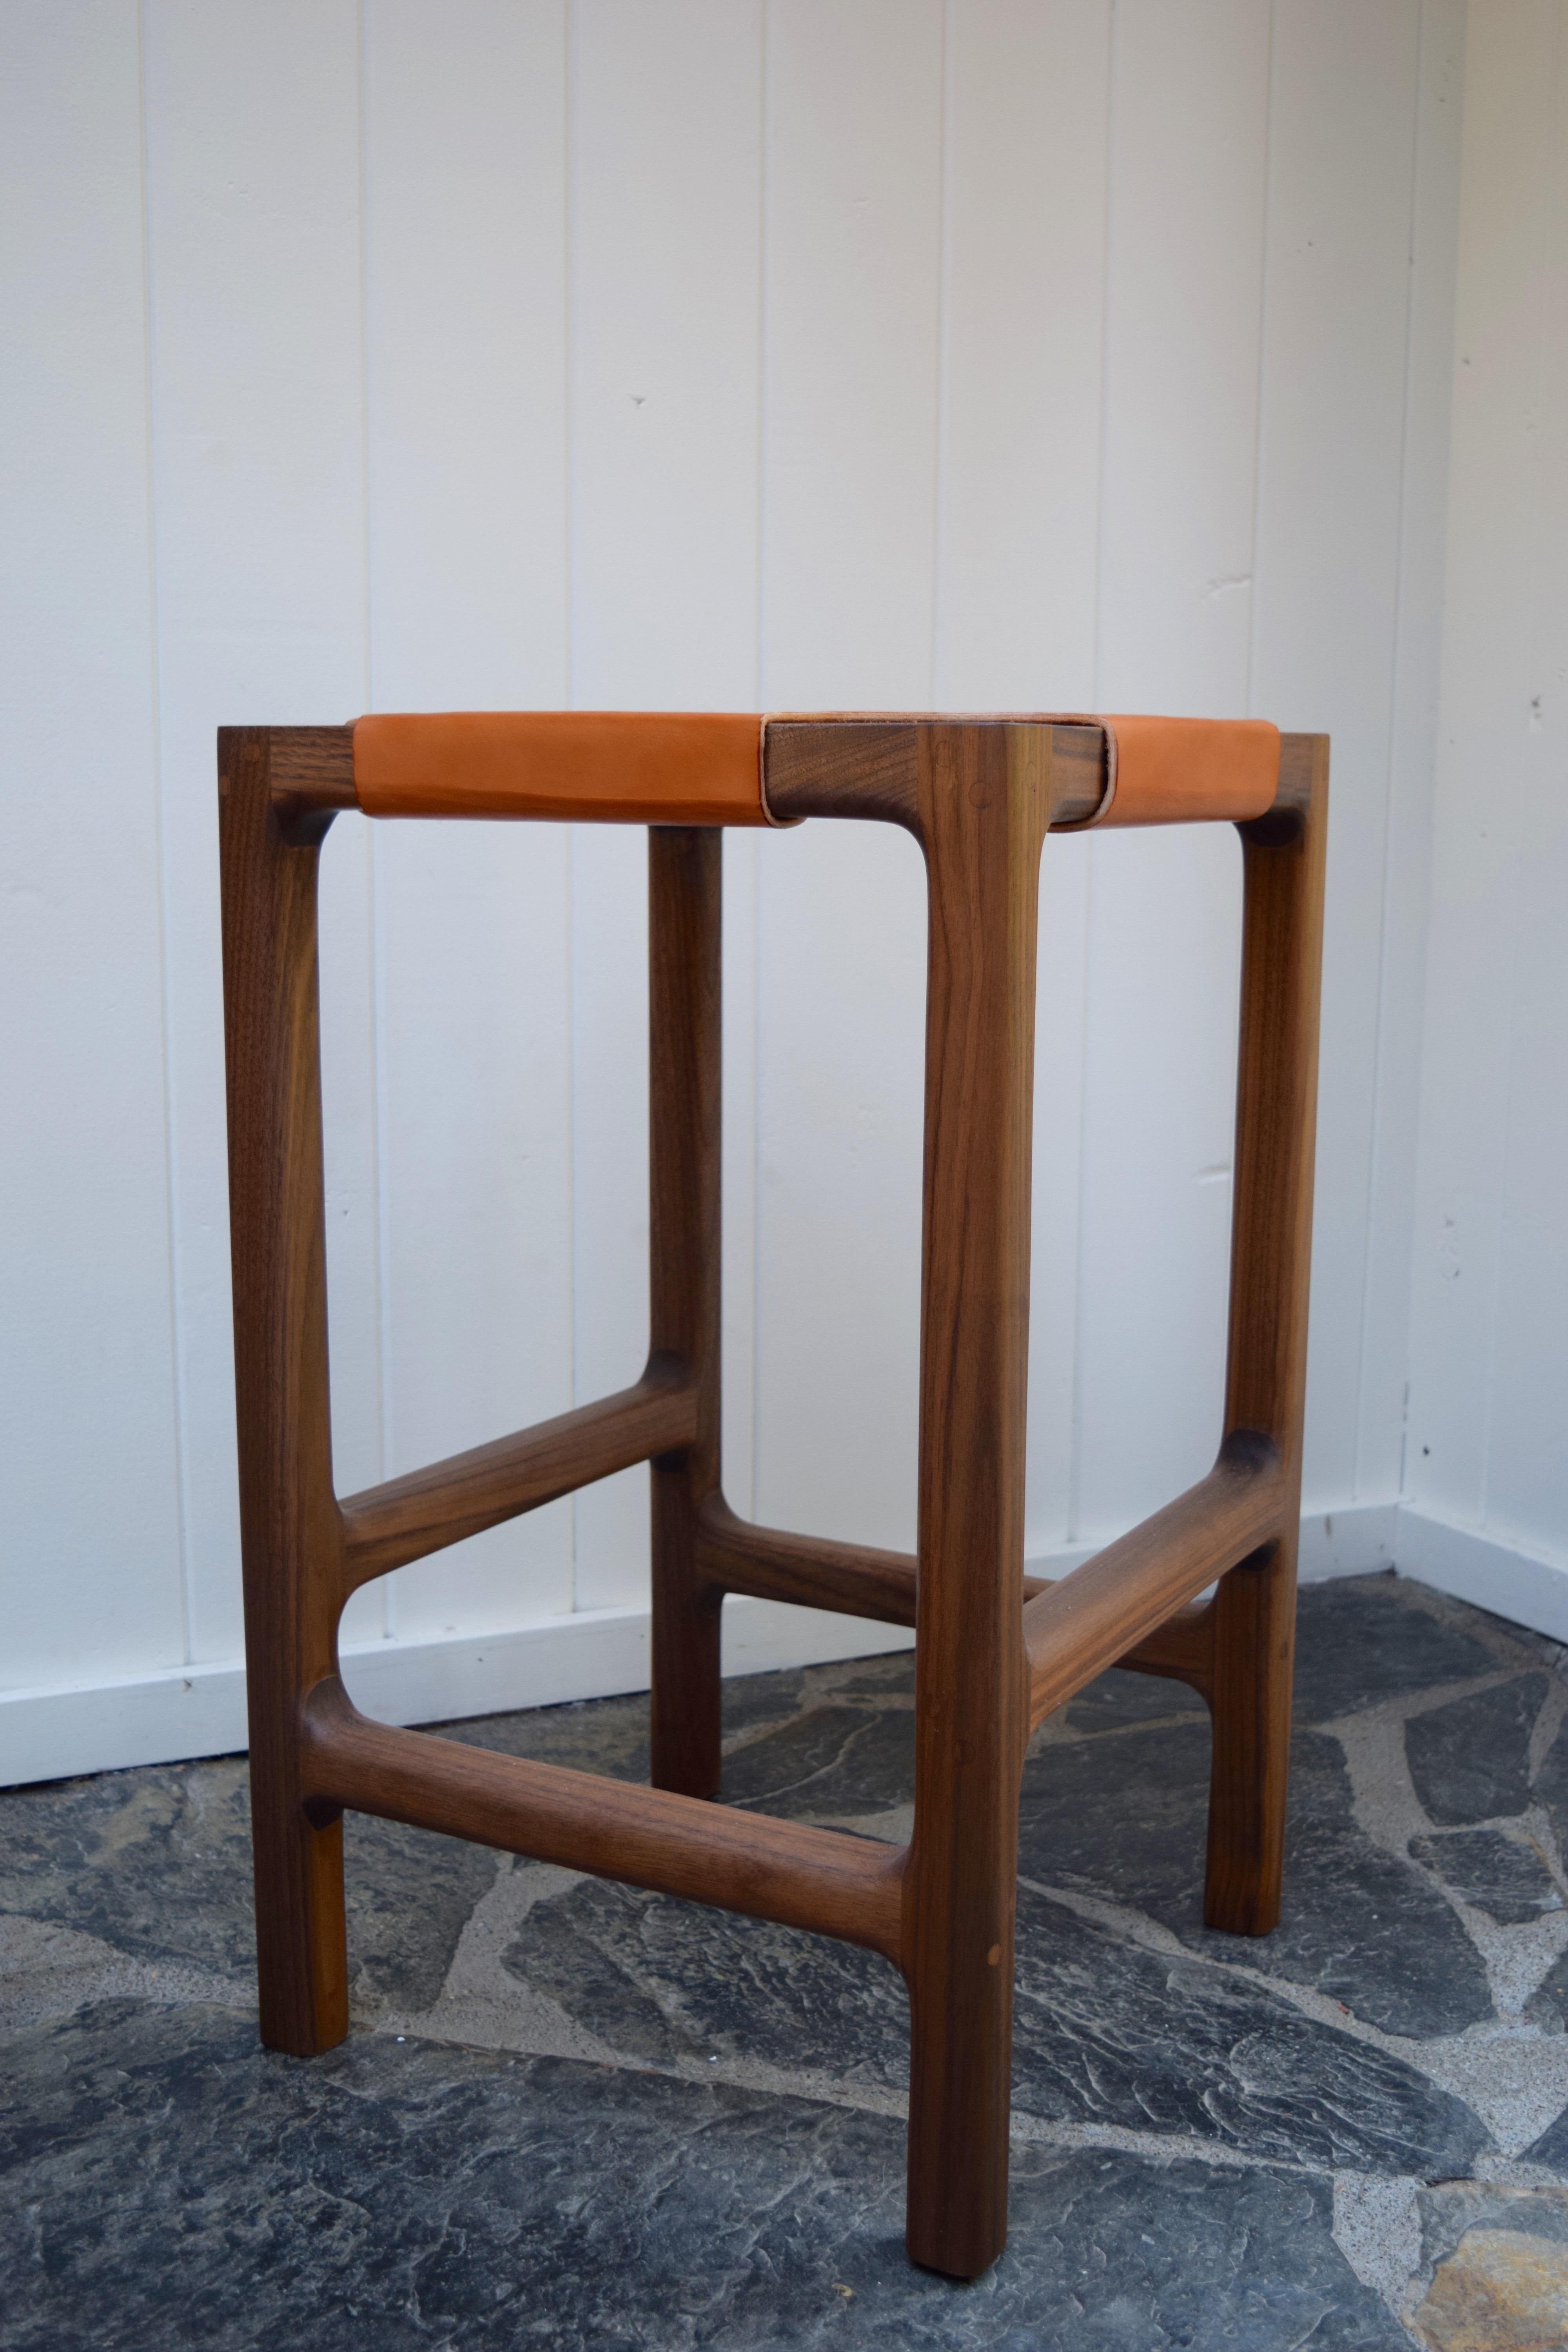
[1,1498,1552,1788]
[1298,1501,1401,1581]
[0,1597,916,1789]
[1393,1504,1568,1644]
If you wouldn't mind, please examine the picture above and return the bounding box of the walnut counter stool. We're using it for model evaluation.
[220,710,1326,2282]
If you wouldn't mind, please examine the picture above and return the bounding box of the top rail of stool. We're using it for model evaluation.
[245,711,1312,838]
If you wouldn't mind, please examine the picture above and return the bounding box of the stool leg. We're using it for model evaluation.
[1206,750,1328,1934]
[220,729,348,2054]
[903,726,1047,2278]
[648,828,724,1799]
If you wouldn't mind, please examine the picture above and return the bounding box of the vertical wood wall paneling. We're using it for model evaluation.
[1479,6,1568,1557]
[1250,0,1424,1516]
[1352,0,1467,1505]
[7,2,1526,1778]
[1409,0,1568,1559]
[753,0,944,1561]
[1073,0,1271,1540]
[565,0,763,1611]
[142,0,370,1664]
[357,0,573,1650]
[934,0,1111,1554]
[0,3,183,1688]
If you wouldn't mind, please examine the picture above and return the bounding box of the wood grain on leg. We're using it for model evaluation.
[902,724,1053,2279]
[219,727,348,2056]
[1205,736,1328,1934]
[648,828,725,1799]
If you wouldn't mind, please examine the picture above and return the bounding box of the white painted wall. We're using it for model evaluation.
[1401,0,1568,1638]
[2,0,1477,1782]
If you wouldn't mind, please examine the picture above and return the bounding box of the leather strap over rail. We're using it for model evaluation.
[353,710,783,826]
[1074,715,1281,829]
[347,710,1280,829]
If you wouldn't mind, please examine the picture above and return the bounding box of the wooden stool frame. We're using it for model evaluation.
[220,717,1327,2281]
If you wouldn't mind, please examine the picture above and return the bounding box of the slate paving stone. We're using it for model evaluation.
[503,1874,907,2087]
[0,1753,498,2018]
[809,1654,915,1702]
[1405,1675,1549,1827]
[444,1689,651,1782]
[1406,2185,1568,2352]
[1060,1666,1207,1733]
[441,1666,880,1780]
[339,1819,504,2015]
[1407,2230,1568,2351]
[1521,2102,1568,2175]
[504,1872,1487,2177]
[0,1998,1407,2351]
[0,1755,259,1984]
[717,1663,816,1738]
[720,1702,916,1820]
[1530,1715,1568,1864]
[448,1677,913,1824]
[1289,1576,1500,1726]
[1406,1826,1563,1924]
[1016,1718,1495,2036]
[1416,2181,1568,2272]
[1525,1948,1568,2034]
[1008,1890,1487,2179]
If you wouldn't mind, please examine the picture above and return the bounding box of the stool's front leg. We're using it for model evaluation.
[903,726,1049,2279]
[648,827,724,1798]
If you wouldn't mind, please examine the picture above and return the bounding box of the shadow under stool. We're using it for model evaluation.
[219,708,1327,2281]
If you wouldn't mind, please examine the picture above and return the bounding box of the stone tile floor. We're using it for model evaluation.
[4,1571,1568,2348]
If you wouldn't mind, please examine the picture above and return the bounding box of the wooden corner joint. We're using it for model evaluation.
[261,725,359,838]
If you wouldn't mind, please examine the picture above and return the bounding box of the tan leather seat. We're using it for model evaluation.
[350,708,1279,829]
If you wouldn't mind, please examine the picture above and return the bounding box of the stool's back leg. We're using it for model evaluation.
[903,726,1048,2279]
[220,728,348,2054]
[648,827,724,1798]
[1207,743,1329,1933]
